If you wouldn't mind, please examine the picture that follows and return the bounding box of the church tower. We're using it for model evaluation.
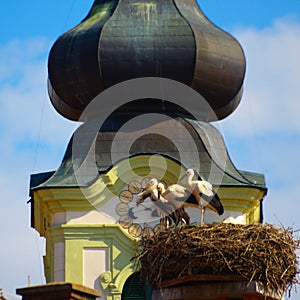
[21,1,294,300]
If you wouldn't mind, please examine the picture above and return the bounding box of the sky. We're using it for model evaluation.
[0,0,300,298]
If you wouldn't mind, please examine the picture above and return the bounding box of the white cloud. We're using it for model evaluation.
[219,16,300,208]
[0,38,78,293]
[0,173,46,292]
[221,17,300,135]
[219,17,300,294]
[264,184,300,229]
[218,18,300,244]
[0,38,78,171]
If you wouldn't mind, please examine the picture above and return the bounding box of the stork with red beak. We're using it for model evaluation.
[181,169,224,225]
[137,178,177,228]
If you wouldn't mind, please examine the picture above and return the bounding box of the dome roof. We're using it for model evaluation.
[48,0,246,121]
[30,117,265,189]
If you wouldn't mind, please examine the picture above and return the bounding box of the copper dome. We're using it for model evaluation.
[48,0,246,121]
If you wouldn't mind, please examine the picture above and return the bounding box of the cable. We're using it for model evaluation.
[29,82,47,286]
[61,0,78,32]
[31,89,47,173]
[29,0,79,286]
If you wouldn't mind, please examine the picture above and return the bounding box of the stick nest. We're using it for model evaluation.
[136,223,299,295]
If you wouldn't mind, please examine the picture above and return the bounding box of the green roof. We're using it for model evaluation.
[30,117,267,191]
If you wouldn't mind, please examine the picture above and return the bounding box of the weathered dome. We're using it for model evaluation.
[48,0,246,121]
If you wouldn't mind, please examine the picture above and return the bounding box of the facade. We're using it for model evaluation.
[26,1,271,299]
[29,125,267,299]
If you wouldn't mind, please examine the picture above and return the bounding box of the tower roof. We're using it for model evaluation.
[30,118,265,190]
[48,0,245,121]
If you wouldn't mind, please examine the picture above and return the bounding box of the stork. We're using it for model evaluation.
[137,178,177,228]
[156,182,191,225]
[181,169,224,225]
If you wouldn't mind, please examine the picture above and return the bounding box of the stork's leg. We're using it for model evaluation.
[160,217,163,228]
[201,207,205,225]
[177,208,190,225]
[172,210,180,226]
[182,209,190,225]
[160,217,165,228]
[167,216,172,228]
[160,216,169,229]
[165,217,169,229]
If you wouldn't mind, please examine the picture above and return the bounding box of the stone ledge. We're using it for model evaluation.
[16,282,101,300]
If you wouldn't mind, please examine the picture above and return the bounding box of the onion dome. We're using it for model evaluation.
[48,0,246,121]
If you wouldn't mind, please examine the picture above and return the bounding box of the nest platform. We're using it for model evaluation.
[136,223,299,297]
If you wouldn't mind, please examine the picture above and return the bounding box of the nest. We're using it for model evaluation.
[136,223,299,295]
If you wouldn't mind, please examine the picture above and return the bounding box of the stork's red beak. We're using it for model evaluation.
[180,173,187,181]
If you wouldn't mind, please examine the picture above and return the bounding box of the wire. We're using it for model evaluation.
[31,89,47,173]
[29,0,80,286]
[29,83,47,286]
[61,0,78,32]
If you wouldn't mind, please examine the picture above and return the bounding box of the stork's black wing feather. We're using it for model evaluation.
[173,190,198,206]
[202,192,224,215]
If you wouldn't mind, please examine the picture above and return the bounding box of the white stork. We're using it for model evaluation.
[137,178,177,228]
[181,169,224,225]
[156,182,191,225]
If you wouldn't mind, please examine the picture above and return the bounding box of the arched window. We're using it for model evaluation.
[122,272,152,300]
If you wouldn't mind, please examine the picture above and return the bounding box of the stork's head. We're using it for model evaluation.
[157,182,165,193]
[186,169,195,177]
[180,168,195,180]
[149,178,158,187]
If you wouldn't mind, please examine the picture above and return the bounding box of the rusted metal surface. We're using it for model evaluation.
[30,117,266,189]
[99,0,196,89]
[48,0,246,121]
[174,0,246,119]
[48,0,119,120]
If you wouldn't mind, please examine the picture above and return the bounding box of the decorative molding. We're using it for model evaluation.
[100,271,112,286]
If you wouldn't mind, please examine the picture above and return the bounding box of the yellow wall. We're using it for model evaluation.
[32,154,265,298]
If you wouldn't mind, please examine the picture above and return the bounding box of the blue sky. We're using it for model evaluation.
[0,0,300,298]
